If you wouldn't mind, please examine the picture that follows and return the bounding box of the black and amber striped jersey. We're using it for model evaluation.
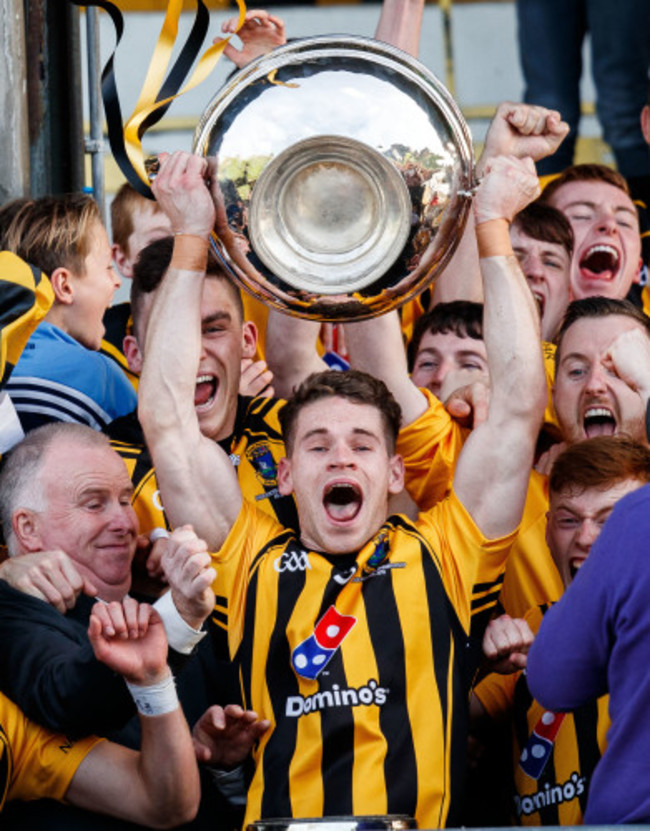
[474,605,609,825]
[211,490,514,829]
[397,390,563,618]
[107,395,298,536]
[0,691,101,811]
[0,253,53,389]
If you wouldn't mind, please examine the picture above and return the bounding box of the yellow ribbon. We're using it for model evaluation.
[123,0,247,188]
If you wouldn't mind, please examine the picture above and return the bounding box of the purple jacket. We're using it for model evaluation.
[527,483,650,824]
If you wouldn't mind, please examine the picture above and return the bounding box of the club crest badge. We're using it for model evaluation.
[246,443,278,487]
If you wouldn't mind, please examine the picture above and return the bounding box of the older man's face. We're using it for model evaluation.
[36,439,138,600]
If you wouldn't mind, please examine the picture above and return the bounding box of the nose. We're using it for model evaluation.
[428,357,453,395]
[108,501,137,536]
[584,363,608,394]
[328,441,356,469]
[523,252,544,281]
[596,210,619,236]
[199,336,209,361]
[575,518,599,553]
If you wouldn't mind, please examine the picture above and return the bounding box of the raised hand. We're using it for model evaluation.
[217,10,287,69]
[240,358,274,398]
[478,102,569,174]
[482,613,535,674]
[0,550,97,612]
[603,327,650,403]
[88,598,169,685]
[474,155,541,225]
[193,703,270,768]
[162,525,216,630]
[151,151,215,238]
[444,379,490,429]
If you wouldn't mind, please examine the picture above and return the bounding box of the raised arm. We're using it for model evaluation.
[345,311,429,426]
[139,152,242,550]
[66,600,199,827]
[452,155,547,538]
[432,102,570,305]
[374,0,424,57]
[265,311,327,399]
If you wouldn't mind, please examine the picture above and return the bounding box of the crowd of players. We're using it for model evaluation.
[0,2,649,828]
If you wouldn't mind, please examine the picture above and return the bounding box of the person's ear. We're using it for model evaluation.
[123,335,144,374]
[641,105,650,146]
[13,509,44,553]
[633,258,644,285]
[49,267,75,306]
[277,456,293,496]
[242,320,258,359]
[387,454,405,495]
[112,243,134,279]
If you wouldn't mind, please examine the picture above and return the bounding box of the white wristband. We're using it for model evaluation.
[126,673,179,717]
[149,527,170,543]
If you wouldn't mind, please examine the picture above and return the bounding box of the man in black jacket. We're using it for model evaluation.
[0,422,257,829]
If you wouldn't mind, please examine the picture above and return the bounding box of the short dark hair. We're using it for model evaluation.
[550,436,650,496]
[407,301,484,372]
[555,297,650,368]
[130,236,243,341]
[541,163,631,204]
[279,369,402,455]
[511,201,574,257]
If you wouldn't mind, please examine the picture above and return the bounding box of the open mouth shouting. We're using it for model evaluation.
[569,556,587,582]
[323,481,362,523]
[579,244,620,283]
[531,290,545,319]
[583,406,617,438]
[195,374,218,410]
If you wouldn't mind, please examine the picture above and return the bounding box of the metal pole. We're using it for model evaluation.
[0,0,29,201]
[85,6,106,223]
[25,0,84,196]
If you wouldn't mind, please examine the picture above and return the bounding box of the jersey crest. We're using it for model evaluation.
[246,442,278,487]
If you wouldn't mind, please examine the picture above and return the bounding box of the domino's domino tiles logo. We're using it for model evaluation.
[519,710,566,779]
[291,605,357,680]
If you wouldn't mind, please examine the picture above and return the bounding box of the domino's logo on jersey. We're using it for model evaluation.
[519,710,566,779]
[292,605,357,680]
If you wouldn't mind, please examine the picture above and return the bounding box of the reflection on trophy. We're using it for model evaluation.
[193,36,475,321]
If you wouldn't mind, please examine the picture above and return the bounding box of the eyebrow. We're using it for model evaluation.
[513,244,566,259]
[559,351,589,366]
[416,347,485,360]
[562,199,636,217]
[202,310,232,325]
[301,427,379,441]
[456,349,486,360]
[79,485,135,499]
